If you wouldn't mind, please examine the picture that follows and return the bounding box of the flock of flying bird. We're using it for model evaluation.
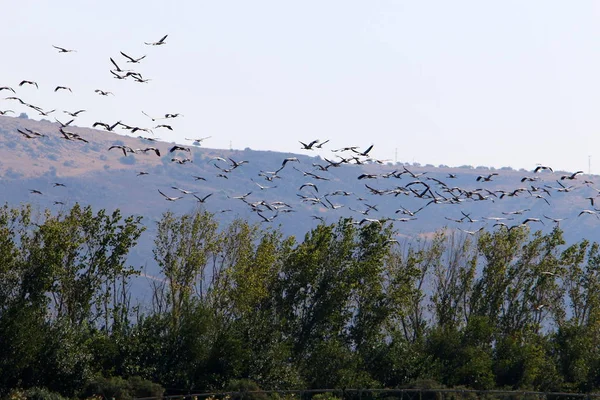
[2,35,600,236]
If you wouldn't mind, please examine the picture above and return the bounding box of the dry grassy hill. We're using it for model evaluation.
[1,114,599,258]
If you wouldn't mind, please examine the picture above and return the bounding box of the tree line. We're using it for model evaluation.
[1,203,599,398]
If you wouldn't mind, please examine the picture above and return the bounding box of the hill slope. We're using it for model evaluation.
[1,115,599,286]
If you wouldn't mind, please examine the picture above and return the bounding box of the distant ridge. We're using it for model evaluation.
[1,114,600,278]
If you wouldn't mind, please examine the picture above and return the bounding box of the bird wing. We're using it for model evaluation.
[120,51,135,62]
[362,144,374,155]
[110,57,121,71]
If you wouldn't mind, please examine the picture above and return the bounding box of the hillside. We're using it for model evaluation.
[1,114,599,285]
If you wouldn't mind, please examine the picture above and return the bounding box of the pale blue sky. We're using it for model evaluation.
[3,1,600,173]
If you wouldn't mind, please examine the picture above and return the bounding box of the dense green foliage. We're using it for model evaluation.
[1,203,600,398]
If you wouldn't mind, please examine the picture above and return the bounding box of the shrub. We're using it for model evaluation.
[127,376,164,399]
[23,387,68,400]
[312,393,341,400]
[225,379,268,400]
[119,156,136,165]
[80,376,164,400]
[81,376,130,400]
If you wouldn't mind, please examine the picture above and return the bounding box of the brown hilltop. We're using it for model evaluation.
[0,115,235,178]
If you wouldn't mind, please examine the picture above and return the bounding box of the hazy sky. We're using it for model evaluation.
[3,1,600,173]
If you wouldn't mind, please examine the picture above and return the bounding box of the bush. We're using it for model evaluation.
[312,394,341,400]
[80,376,164,400]
[127,376,164,399]
[119,155,136,165]
[23,387,68,400]
[81,376,130,400]
[225,380,268,400]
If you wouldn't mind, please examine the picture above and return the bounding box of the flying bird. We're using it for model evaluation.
[252,179,277,190]
[5,96,25,104]
[18,129,39,139]
[109,57,132,73]
[521,218,544,225]
[110,70,128,80]
[108,145,135,156]
[281,157,299,168]
[578,210,599,218]
[193,193,213,203]
[299,140,319,150]
[145,34,168,46]
[171,186,196,195]
[54,86,72,93]
[120,51,147,63]
[186,136,212,144]
[314,140,330,149]
[93,121,121,131]
[476,173,498,182]
[229,158,249,169]
[19,80,38,89]
[560,171,584,180]
[355,144,374,157]
[458,227,485,235]
[138,147,161,156]
[60,128,88,142]
[543,215,567,224]
[534,165,553,173]
[169,145,190,153]
[299,182,318,192]
[63,109,86,117]
[36,108,56,116]
[158,189,183,201]
[52,45,76,53]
